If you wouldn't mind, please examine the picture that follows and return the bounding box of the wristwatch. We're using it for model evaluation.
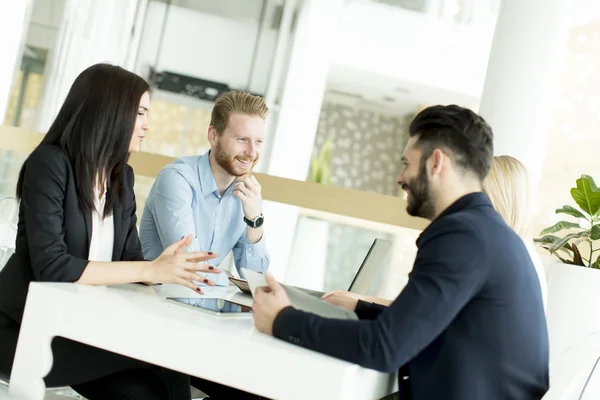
[243,214,264,228]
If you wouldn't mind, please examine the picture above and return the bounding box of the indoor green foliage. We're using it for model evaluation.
[309,138,332,185]
[535,175,600,268]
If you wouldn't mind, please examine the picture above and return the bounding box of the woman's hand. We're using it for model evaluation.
[321,290,362,311]
[322,291,393,309]
[143,235,219,294]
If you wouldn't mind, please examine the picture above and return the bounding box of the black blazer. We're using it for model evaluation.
[273,193,549,400]
[0,145,144,326]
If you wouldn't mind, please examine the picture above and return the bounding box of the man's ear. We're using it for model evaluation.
[430,149,445,176]
[208,126,218,146]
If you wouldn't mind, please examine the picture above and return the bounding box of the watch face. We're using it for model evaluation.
[254,216,264,228]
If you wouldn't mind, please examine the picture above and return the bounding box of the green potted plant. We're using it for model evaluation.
[535,174,600,268]
[308,138,332,185]
[534,174,600,363]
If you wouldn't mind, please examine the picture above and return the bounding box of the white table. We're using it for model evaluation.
[8,283,397,400]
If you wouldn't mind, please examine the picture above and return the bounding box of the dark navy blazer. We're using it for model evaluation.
[273,193,549,400]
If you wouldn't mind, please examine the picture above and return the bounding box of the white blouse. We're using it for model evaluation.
[88,186,114,262]
[525,241,548,314]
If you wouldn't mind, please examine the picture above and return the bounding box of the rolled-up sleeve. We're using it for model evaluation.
[233,232,270,277]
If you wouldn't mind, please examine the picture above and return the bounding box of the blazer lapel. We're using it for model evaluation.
[112,200,123,261]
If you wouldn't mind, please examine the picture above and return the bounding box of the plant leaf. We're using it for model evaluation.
[540,221,582,235]
[583,174,599,191]
[572,237,589,246]
[571,243,585,266]
[592,225,600,240]
[534,235,574,252]
[315,163,323,184]
[570,175,600,216]
[541,245,573,258]
[320,139,332,165]
[555,205,587,219]
[593,255,600,269]
[548,231,590,254]
[309,139,333,185]
[309,155,318,183]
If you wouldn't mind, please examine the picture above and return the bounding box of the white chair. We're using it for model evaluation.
[0,197,18,271]
[543,332,600,399]
[542,355,600,400]
[0,386,11,400]
[580,356,600,399]
[0,372,10,394]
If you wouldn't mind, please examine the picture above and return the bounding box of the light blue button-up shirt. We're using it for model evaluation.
[139,151,270,286]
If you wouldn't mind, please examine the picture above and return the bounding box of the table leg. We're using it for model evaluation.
[9,289,60,400]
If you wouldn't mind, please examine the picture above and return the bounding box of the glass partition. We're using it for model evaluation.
[283,207,419,300]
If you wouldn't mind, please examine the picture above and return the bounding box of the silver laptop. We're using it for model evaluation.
[288,238,392,298]
[244,268,359,320]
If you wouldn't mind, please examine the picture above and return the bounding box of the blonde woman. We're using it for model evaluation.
[323,155,548,312]
[482,155,547,311]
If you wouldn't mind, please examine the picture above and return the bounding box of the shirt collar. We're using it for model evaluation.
[93,182,108,213]
[198,151,220,198]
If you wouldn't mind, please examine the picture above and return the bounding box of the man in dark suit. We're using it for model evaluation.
[252,105,549,400]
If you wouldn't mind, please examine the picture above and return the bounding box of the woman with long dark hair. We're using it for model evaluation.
[0,63,220,399]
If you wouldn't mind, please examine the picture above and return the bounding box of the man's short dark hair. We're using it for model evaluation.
[409,105,494,181]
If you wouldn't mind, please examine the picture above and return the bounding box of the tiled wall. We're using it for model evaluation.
[310,100,418,296]
[312,100,411,196]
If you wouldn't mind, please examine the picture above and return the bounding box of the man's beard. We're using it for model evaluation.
[214,144,258,177]
[405,162,435,220]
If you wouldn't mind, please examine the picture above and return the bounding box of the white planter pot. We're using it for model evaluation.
[285,216,329,290]
[546,262,600,368]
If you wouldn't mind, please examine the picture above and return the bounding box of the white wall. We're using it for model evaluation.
[571,0,600,27]
[25,0,65,50]
[330,1,497,99]
[263,0,347,281]
[135,1,280,95]
[478,0,570,196]
[135,0,496,107]
[35,0,141,131]
[171,0,265,22]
